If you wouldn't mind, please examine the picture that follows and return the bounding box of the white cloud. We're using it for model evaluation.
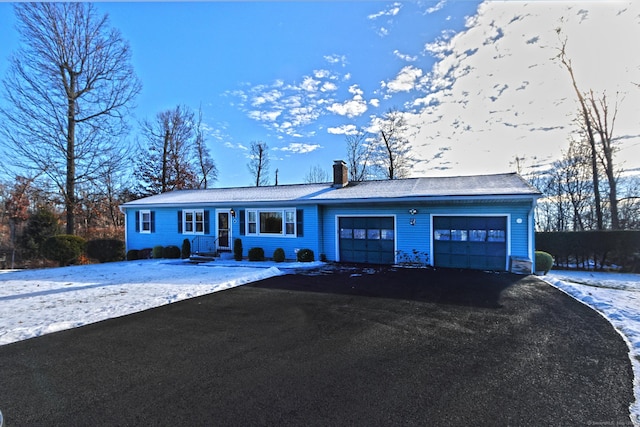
[393,50,418,62]
[321,81,338,92]
[301,76,320,92]
[368,2,402,20]
[327,98,368,118]
[324,54,347,66]
[327,84,368,118]
[385,65,424,93]
[327,124,358,135]
[369,98,380,108]
[405,1,640,178]
[248,110,281,122]
[426,0,447,14]
[274,142,321,154]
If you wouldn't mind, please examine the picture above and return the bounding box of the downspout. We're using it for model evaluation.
[528,198,538,274]
[119,206,129,254]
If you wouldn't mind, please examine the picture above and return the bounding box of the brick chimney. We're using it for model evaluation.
[332,160,348,188]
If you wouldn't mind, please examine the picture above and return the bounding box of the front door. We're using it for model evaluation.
[217,211,231,251]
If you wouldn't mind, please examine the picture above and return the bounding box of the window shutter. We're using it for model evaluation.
[204,210,210,234]
[296,209,304,237]
[135,211,140,232]
[239,209,245,235]
[177,210,183,233]
[150,211,156,233]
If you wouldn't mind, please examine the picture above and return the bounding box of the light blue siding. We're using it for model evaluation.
[124,199,535,270]
[124,205,320,261]
[320,200,535,269]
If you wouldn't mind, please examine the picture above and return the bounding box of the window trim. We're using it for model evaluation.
[182,209,206,235]
[245,208,297,237]
[139,209,152,234]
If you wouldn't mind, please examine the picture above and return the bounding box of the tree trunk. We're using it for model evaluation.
[66,78,76,235]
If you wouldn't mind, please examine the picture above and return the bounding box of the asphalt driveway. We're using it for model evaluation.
[0,266,633,426]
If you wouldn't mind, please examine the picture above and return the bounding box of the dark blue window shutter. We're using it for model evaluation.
[135,211,140,232]
[296,209,304,237]
[177,210,183,233]
[204,210,210,234]
[150,211,156,233]
[239,209,245,235]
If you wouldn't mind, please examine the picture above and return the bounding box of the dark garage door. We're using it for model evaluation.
[339,217,395,264]
[433,216,507,271]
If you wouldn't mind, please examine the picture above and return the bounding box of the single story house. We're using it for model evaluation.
[120,161,542,272]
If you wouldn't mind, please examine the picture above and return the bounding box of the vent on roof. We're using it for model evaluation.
[333,160,348,188]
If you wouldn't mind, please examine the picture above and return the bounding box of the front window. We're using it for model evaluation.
[246,209,296,236]
[183,209,205,234]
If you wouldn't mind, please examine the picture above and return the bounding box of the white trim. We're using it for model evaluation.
[244,208,297,238]
[182,209,206,235]
[334,214,398,263]
[216,209,233,251]
[139,209,152,234]
[430,214,511,270]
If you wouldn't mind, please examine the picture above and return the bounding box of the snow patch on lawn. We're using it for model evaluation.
[0,259,309,346]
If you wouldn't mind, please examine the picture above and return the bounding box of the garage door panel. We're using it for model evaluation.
[434,216,506,271]
[339,217,395,265]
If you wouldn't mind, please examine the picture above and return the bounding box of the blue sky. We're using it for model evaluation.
[1,1,639,188]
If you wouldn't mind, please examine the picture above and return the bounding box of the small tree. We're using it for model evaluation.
[233,238,243,261]
[19,207,60,260]
[181,238,191,259]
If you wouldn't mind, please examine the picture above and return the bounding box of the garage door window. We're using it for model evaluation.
[434,229,451,240]
[488,230,506,242]
[469,230,487,241]
[451,229,468,241]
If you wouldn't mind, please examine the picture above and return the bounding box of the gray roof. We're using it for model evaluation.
[121,173,541,208]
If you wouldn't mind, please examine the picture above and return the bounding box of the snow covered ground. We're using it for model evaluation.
[0,259,322,346]
[543,271,640,426]
[0,261,638,425]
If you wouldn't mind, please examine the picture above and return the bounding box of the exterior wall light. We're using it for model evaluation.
[408,208,418,215]
[230,208,236,218]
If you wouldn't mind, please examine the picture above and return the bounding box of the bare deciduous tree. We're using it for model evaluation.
[587,90,621,229]
[136,106,199,195]
[248,141,270,186]
[345,129,372,182]
[372,108,414,180]
[0,3,141,234]
[194,106,218,189]
[304,164,330,183]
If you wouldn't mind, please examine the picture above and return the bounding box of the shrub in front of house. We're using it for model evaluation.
[86,239,125,263]
[139,248,153,259]
[297,248,314,263]
[181,239,191,259]
[163,245,181,259]
[233,238,243,261]
[152,245,164,259]
[273,248,285,263]
[127,249,140,261]
[535,251,554,275]
[42,234,86,267]
[248,247,264,261]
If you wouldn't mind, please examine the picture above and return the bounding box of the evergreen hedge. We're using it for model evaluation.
[536,231,640,272]
[86,239,125,263]
[42,235,86,267]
